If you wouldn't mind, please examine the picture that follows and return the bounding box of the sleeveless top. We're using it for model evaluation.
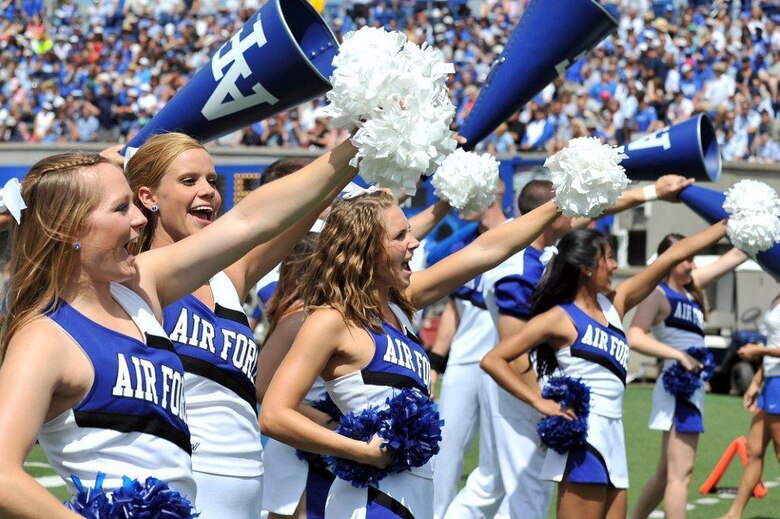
[323,304,433,479]
[763,302,780,377]
[556,294,629,419]
[164,271,262,477]
[651,282,705,351]
[39,283,196,499]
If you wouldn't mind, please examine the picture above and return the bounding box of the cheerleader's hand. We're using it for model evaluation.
[361,434,392,469]
[655,175,695,202]
[743,383,761,411]
[99,144,125,169]
[678,352,704,373]
[534,398,577,420]
[738,343,764,361]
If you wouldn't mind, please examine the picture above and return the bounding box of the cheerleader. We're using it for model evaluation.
[630,241,747,519]
[481,223,727,519]
[261,191,562,519]
[124,133,355,518]
[258,200,448,519]
[0,142,358,517]
[718,294,780,519]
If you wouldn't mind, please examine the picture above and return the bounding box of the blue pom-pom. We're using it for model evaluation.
[325,388,443,488]
[64,473,198,518]
[536,376,591,454]
[379,387,443,474]
[64,473,111,518]
[324,406,388,488]
[662,347,716,399]
[110,476,199,518]
[296,395,344,468]
[537,416,590,454]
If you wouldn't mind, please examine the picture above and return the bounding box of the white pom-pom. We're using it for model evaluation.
[325,27,456,196]
[723,179,780,218]
[724,179,780,253]
[727,213,780,255]
[432,149,500,213]
[324,27,407,127]
[545,137,630,218]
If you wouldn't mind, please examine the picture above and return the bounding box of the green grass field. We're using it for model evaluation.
[25,386,780,517]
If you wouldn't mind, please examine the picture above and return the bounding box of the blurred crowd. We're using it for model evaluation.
[0,0,778,163]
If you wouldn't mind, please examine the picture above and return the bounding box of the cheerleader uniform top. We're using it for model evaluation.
[556,294,629,419]
[651,283,705,351]
[38,283,196,499]
[448,274,498,366]
[164,271,262,477]
[763,303,780,378]
[323,304,433,479]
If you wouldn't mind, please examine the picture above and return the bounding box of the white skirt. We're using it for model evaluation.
[193,470,263,519]
[261,437,309,514]
[325,470,432,519]
[540,413,628,489]
[648,363,705,432]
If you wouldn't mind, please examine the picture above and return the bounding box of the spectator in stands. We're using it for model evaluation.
[697,61,736,118]
[753,131,780,163]
[0,0,776,158]
[520,105,554,151]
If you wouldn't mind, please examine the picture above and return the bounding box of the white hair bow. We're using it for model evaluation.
[341,182,380,200]
[309,219,326,233]
[0,178,26,223]
[540,245,559,267]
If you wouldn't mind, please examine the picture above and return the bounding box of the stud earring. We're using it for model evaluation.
[150,204,159,213]
[74,241,81,251]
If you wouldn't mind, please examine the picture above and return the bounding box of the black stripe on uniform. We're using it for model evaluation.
[180,355,257,411]
[361,371,427,393]
[145,333,176,353]
[570,348,627,386]
[74,411,191,454]
[367,486,416,519]
[214,303,250,328]
[663,318,705,337]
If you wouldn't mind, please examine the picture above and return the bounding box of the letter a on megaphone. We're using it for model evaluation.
[124,0,338,156]
[680,184,780,281]
[458,0,618,150]
[622,114,721,182]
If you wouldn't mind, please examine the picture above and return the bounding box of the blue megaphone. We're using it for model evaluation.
[623,114,721,182]
[124,0,337,154]
[459,0,617,150]
[680,184,780,281]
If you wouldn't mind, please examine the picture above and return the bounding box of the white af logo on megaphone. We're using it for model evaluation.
[202,15,279,121]
[627,128,672,152]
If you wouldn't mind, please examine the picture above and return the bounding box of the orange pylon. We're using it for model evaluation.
[699,436,767,498]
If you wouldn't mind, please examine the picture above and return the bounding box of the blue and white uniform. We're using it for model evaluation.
[648,282,706,433]
[324,305,433,519]
[39,283,196,500]
[759,303,780,414]
[427,223,499,519]
[433,274,498,519]
[248,265,280,327]
[164,271,262,518]
[542,294,629,489]
[263,376,330,515]
[448,246,552,519]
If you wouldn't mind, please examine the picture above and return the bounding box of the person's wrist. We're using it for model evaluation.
[428,351,447,373]
[643,184,658,202]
